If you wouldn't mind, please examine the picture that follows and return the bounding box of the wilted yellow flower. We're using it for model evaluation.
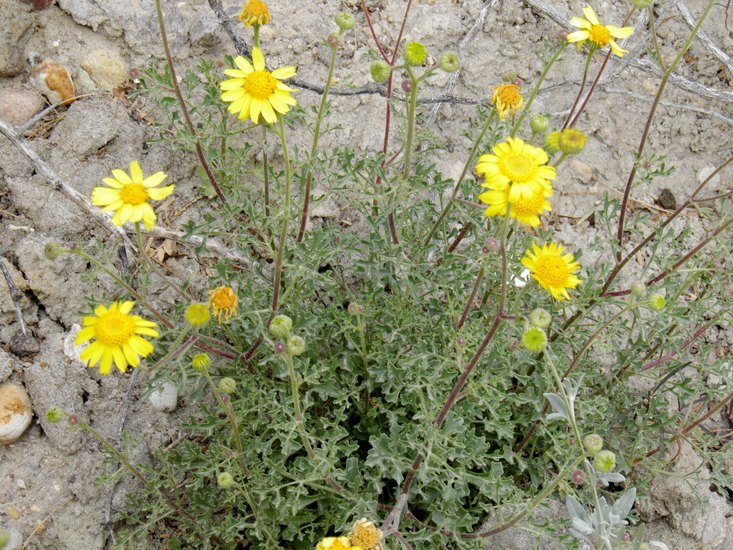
[479,178,552,228]
[567,6,634,57]
[521,242,583,301]
[92,161,175,230]
[220,47,296,125]
[75,301,159,375]
[558,128,587,154]
[492,83,523,120]
[209,286,238,322]
[350,518,383,549]
[476,137,556,203]
[239,0,270,27]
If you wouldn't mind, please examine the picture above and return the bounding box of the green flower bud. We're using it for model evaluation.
[218,377,236,394]
[558,128,587,154]
[638,544,650,550]
[529,308,552,329]
[583,434,604,456]
[0,529,9,550]
[439,51,460,73]
[335,12,355,32]
[326,33,340,48]
[501,71,517,83]
[631,281,647,298]
[649,293,665,311]
[403,41,427,66]
[530,115,549,134]
[44,242,62,261]
[287,335,306,356]
[46,407,65,424]
[269,315,293,338]
[544,131,561,154]
[593,450,616,473]
[185,303,210,327]
[370,61,392,84]
[521,327,547,353]
[217,471,235,488]
[348,302,364,316]
[192,353,211,373]
[630,0,654,8]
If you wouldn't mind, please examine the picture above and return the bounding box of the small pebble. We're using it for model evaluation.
[149,381,178,412]
[15,479,25,490]
[0,383,33,444]
[30,59,75,106]
[656,188,677,210]
[0,88,44,126]
[6,505,20,520]
[81,50,129,91]
[569,158,594,184]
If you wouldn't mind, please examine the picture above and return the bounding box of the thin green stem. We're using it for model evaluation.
[297,44,338,243]
[261,125,271,235]
[510,43,567,138]
[648,6,667,73]
[617,0,715,256]
[424,111,496,246]
[285,352,317,460]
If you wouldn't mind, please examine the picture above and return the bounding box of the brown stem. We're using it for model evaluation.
[457,267,484,330]
[154,0,227,205]
[641,320,715,372]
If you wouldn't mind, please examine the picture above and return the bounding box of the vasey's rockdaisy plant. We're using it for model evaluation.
[567,6,634,57]
[479,178,553,227]
[92,161,175,230]
[220,47,297,125]
[521,242,583,300]
[75,301,159,374]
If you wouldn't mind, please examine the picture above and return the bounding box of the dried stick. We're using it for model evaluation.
[0,256,28,335]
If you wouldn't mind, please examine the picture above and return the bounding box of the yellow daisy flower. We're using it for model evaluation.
[92,161,175,230]
[315,537,362,550]
[239,0,270,27]
[476,137,556,202]
[567,6,634,57]
[209,286,238,322]
[479,179,552,227]
[521,242,583,301]
[492,83,523,120]
[220,47,297,125]
[350,518,383,550]
[75,301,159,375]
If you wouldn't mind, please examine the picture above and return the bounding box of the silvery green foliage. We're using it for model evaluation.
[566,486,636,548]
[544,376,582,422]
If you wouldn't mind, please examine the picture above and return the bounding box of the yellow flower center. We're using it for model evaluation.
[589,24,611,47]
[119,183,149,206]
[494,84,522,109]
[535,255,571,288]
[96,312,136,346]
[244,70,277,100]
[500,153,536,183]
[512,187,545,216]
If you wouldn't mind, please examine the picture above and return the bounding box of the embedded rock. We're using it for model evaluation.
[0,88,45,126]
[30,59,76,105]
[149,381,178,412]
[0,0,34,77]
[81,49,129,91]
[0,383,33,444]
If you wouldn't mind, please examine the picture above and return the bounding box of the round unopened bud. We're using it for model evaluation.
[326,33,341,48]
[269,315,293,338]
[456,337,466,347]
[631,281,647,298]
[522,327,547,353]
[218,377,236,394]
[530,115,549,134]
[621,532,631,543]
[370,61,392,84]
[649,293,665,311]
[0,529,9,549]
[335,12,355,31]
[287,335,306,356]
[630,0,654,8]
[484,237,500,252]
[401,79,412,93]
[46,407,65,424]
[593,450,617,473]
[501,71,517,83]
[439,51,460,72]
[638,544,650,550]
[583,434,604,456]
[571,469,585,486]
[44,242,62,260]
[529,308,552,329]
[220,394,230,403]
[403,41,427,66]
[558,128,587,154]
[192,353,211,372]
[348,302,364,316]
[544,131,561,154]
[68,415,79,425]
[217,471,235,488]
[185,303,210,327]
[274,341,286,354]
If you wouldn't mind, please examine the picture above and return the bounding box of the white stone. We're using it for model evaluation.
[149,381,178,412]
[63,324,84,363]
[0,383,33,444]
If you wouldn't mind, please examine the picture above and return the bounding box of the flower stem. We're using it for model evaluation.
[152,0,227,205]
[297,43,338,243]
[424,111,496,246]
[562,48,594,130]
